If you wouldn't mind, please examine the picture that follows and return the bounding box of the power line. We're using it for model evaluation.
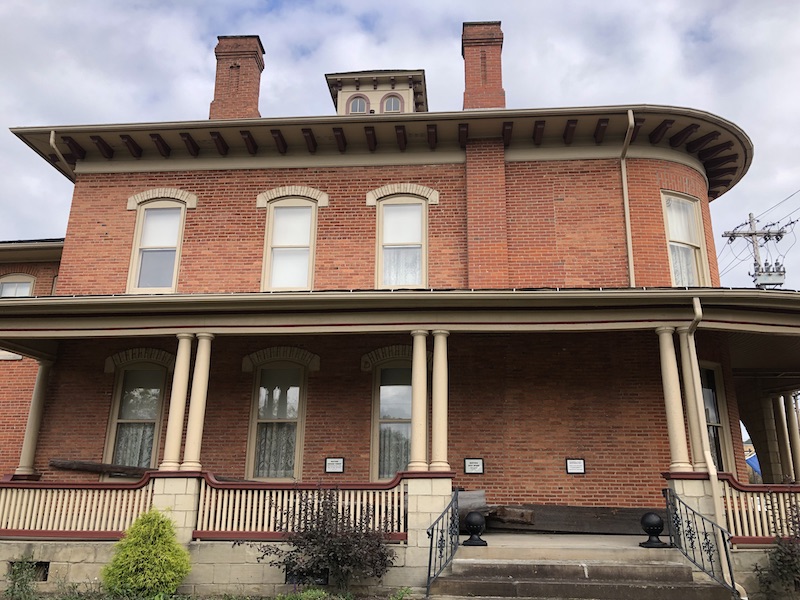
[755,186,800,220]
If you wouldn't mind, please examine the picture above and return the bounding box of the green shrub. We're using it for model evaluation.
[756,533,800,598]
[101,507,190,599]
[247,489,396,592]
[4,556,37,600]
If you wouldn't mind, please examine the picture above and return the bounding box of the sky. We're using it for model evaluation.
[1,0,800,289]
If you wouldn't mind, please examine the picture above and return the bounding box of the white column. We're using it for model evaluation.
[408,330,429,472]
[677,328,706,472]
[430,330,450,472]
[160,333,194,471]
[774,395,794,481]
[180,333,214,471]
[656,327,692,472]
[784,394,800,482]
[15,360,52,476]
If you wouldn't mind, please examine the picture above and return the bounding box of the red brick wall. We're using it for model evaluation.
[462,22,505,110]
[56,158,714,296]
[627,159,716,287]
[0,261,59,296]
[24,330,727,509]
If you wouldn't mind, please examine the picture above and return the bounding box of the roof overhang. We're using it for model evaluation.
[12,103,753,200]
[0,239,64,263]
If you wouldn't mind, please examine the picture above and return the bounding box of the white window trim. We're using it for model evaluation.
[370,358,414,481]
[382,94,403,113]
[245,353,310,481]
[126,197,191,294]
[348,95,369,115]
[261,198,319,291]
[375,196,428,289]
[0,273,36,297]
[700,361,736,477]
[102,361,168,471]
[662,191,710,287]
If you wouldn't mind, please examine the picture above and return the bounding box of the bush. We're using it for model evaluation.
[101,507,190,599]
[756,534,800,599]
[247,489,396,592]
[4,556,37,600]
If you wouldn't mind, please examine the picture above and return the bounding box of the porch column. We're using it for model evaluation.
[784,394,800,482]
[15,359,52,476]
[408,330,429,472]
[160,333,194,471]
[430,330,450,472]
[677,328,706,472]
[656,327,692,472]
[180,333,214,471]
[760,396,782,483]
[774,395,794,481]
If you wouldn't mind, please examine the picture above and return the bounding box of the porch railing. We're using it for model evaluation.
[426,489,459,597]
[719,473,800,541]
[194,473,407,540]
[664,488,738,598]
[0,477,155,539]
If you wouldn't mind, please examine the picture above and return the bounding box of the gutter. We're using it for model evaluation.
[621,110,636,286]
[48,130,75,179]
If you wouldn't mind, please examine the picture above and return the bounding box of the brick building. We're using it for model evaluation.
[0,21,798,596]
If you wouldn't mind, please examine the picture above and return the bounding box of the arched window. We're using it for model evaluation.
[244,347,317,480]
[257,186,328,291]
[382,95,402,113]
[373,360,412,480]
[0,273,35,297]
[349,96,368,114]
[126,189,197,294]
[377,197,427,288]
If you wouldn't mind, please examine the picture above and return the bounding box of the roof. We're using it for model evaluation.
[11,103,753,201]
[0,239,64,263]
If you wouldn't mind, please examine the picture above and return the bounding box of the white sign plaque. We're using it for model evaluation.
[566,458,585,474]
[325,458,345,473]
[464,458,484,474]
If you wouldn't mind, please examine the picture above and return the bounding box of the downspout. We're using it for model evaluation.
[687,298,747,599]
[620,110,636,287]
[49,130,75,180]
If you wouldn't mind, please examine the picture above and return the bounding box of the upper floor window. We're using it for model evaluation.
[265,200,316,290]
[383,95,401,113]
[378,198,426,288]
[349,96,368,114]
[128,200,187,293]
[664,194,708,287]
[105,362,167,469]
[0,274,35,297]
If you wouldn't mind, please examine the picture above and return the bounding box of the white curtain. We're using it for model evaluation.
[383,204,422,286]
[113,423,155,468]
[670,243,698,286]
[255,367,301,477]
[379,423,410,479]
[138,207,180,288]
[255,422,297,478]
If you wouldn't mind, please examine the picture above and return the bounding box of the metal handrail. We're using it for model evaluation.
[426,489,459,597]
[663,488,739,599]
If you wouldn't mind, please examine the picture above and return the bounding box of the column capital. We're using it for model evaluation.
[411,329,429,337]
[196,332,215,341]
[675,326,691,335]
[655,326,676,336]
[176,333,195,341]
[432,329,450,338]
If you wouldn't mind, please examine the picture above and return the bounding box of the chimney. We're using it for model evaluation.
[462,22,506,110]
[209,35,265,120]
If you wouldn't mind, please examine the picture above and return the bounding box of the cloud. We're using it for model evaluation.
[1,0,799,288]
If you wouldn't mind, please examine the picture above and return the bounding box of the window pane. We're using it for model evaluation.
[667,199,699,245]
[258,367,301,420]
[140,207,180,247]
[255,422,296,478]
[270,248,310,288]
[138,249,176,288]
[707,425,724,472]
[379,422,410,479]
[351,98,366,113]
[701,369,721,425]
[670,244,698,287]
[380,368,412,419]
[0,282,32,297]
[119,369,162,420]
[272,206,312,246]
[385,97,400,112]
[113,422,155,468]
[384,204,422,244]
[383,246,421,286]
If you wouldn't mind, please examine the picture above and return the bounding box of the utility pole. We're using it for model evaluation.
[722,213,787,288]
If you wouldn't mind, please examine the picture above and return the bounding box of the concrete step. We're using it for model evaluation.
[449,558,693,582]
[429,578,731,599]
[457,544,683,563]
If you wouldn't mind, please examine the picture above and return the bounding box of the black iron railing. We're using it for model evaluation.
[663,488,739,598]
[426,489,459,597]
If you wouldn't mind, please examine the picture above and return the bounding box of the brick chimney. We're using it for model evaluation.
[462,22,506,110]
[209,35,265,120]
